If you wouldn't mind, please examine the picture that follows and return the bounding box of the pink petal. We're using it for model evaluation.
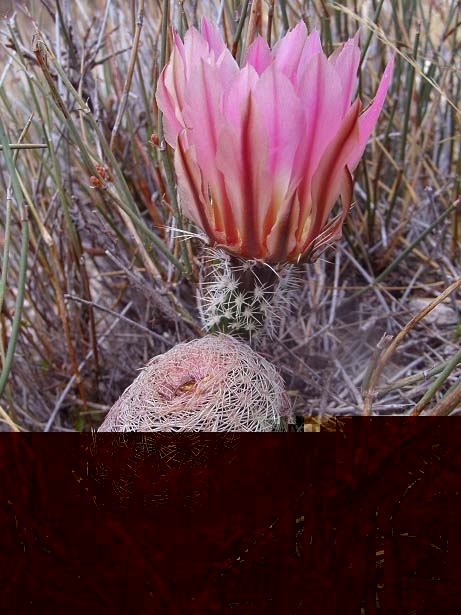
[182,59,239,244]
[298,99,361,253]
[348,56,394,170]
[222,64,259,129]
[293,52,344,231]
[251,65,305,256]
[264,193,300,262]
[155,42,186,145]
[175,134,219,242]
[168,39,186,112]
[200,17,240,80]
[329,30,361,117]
[182,25,212,75]
[243,35,272,75]
[200,16,226,57]
[216,94,271,258]
[182,59,225,176]
[172,29,186,63]
[272,21,308,84]
[295,29,323,88]
[215,47,240,87]
[176,131,238,248]
[253,65,304,176]
[297,52,344,174]
[305,167,353,261]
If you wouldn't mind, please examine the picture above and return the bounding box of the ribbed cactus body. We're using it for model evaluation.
[197,248,301,342]
[99,334,289,432]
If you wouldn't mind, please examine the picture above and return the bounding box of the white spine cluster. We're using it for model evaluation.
[197,248,301,343]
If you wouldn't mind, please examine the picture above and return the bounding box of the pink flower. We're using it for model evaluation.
[156,18,393,263]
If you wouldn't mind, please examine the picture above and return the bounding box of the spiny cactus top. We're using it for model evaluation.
[156,18,393,263]
[98,335,289,432]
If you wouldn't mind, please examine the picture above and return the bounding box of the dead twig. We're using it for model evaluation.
[361,334,393,416]
[424,383,461,417]
[361,278,461,415]
[64,294,174,345]
[109,0,145,150]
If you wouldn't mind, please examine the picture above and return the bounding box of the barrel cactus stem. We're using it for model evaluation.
[99,334,290,432]
[197,248,302,343]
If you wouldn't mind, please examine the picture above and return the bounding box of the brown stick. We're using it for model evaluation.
[361,277,461,415]
[109,0,145,150]
[244,0,262,54]
[425,383,461,417]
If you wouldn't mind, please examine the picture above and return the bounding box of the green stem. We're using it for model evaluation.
[400,29,420,162]
[412,345,461,415]
[378,353,461,393]
[279,0,289,33]
[0,190,12,330]
[157,0,192,275]
[0,116,29,399]
[0,115,34,327]
[232,0,251,58]
[359,0,386,69]
[0,143,47,150]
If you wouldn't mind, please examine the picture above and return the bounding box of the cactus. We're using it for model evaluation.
[197,248,302,343]
[98,334,290,432]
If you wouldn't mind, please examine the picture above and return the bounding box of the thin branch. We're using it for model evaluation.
[64,294,174,345]
[109,0,145,150]
[0,143,47,150]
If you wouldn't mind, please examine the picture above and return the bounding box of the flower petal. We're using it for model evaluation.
[304,167,353,261]
[182,59,239,244]
[295,29,323,88]
[272,21,308,84]
[175,133,218,242]
[222,64,259,129]
[156,37,186,145]
[243,35,272,75]
[172,29,186,63]
[200,16,227,57]
[264,193,300,262]
[293,52,345,233]
[182,59,225,180]
[183,25,213,73]
[201,17,240,82]
[216,94,271,258]
[297,99,361,253]
[328,30,361,117]
[296,52,344,175]
[156,70,182,145]
[251,65,305,256]
[347,56,394,170]
[253,65,304,179]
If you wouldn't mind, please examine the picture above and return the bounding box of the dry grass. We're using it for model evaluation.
[0,0,460,431]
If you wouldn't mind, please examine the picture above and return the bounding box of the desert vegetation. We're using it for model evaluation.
[0,0,460,431]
